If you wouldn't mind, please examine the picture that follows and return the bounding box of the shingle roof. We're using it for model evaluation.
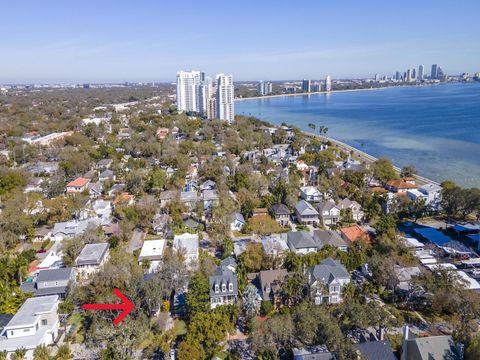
[258,269,288,301]
[405,335,460,360]
[37,268,74,282]
[353,341,396,360]
[287,231,317,250]
[313,230,348,249]
[309,258,349,286]
[295,200,319,216]
[209,266,238,297]
[271,203,291,216]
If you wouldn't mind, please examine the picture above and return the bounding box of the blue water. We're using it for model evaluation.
[235,83,480,188]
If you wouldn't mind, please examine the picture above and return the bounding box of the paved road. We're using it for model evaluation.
[128,229,145,254]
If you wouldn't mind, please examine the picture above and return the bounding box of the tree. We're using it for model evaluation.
[177,339,205,360]
[465,335,480,360]
[307,123,316,132]
[148,167,167,194]
[186,272,210,316]
[0,351,6,360]
[246,215,282,236]
[242,284,260,318]
[55,343,73,360]
[10,348,27,360]
[33,345,49,360]
[221,237,234,259]
[400,165,417,178]
[238,242,264,272]
[372,158,397,183]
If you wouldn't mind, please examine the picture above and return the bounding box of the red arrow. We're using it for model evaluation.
[82,288,135,325]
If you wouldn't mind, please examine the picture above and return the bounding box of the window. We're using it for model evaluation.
[215,284,219,293]
[10,331,14,336]
[229,283,233,292]
[41,319,47,326]
[222,284,226,292]
[24,328,30,332]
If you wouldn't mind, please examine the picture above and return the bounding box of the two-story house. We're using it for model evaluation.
[20,268,75,299]
[65,177,90,194]
[287,231,318,254]
[337,198,364,222]
[209,266,238,309]
[270,204,291,226]
[317,200,341,227]
[173,233,199,266]
[308,258,350,305]
[75,243,110,280]
[313,230,349,252]
[294,200,319,225]
[0,295,60,359]
[257,269,288,307]
[138,239,167,273]
[300,186,323,202]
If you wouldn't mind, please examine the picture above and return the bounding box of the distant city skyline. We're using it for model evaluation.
[1,0,479,83]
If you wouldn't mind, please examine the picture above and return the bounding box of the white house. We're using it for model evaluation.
[300,186,323,202]
[230,212,246,232]
[308,258,350,305]
[75,243,110,280]
[317,200,341,227]
[0,295,60,360]
[173,233,199,265]
[138,239,167,273]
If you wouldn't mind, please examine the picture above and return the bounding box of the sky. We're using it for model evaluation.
[1,0,479,83]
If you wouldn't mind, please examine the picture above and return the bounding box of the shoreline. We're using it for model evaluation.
[234,83,439,102]
[302,131,441,186]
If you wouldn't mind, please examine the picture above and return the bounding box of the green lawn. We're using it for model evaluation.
[174,320,187,336]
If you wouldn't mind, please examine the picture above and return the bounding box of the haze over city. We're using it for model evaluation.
[1,0,479,83]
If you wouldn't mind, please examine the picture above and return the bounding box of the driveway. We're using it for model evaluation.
[127,229,145,254]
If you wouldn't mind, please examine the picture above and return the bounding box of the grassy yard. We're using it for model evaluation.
[174,320,187,336]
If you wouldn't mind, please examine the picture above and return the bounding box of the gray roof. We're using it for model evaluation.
[159,190,177,200]
[262,235,289,254]
[287,231,317,250]
[353,341,396,360]
[404,335,460,360]
[75,243,109,266]
[309,258,349,286]
[258,269,288,301]
[202,189,219,201]
[293,346,335,360]
[209,266,238,297]
[180,191,197,202]
[234,212,245,223]
[99,169,114,178]
[313,230,348,249]
[200,179,216,190]
[271,203,291,216]
[220,256,237,269]
[317,200,339,213]
[295,200,319,216]
[97,159,112,166]
[37,267,74,283]
[52,218,100,238]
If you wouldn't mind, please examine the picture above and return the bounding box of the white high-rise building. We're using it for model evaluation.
[176,70,202,112]
[216,74,234,123]
[325,76,332,92]
[418,65,424,81]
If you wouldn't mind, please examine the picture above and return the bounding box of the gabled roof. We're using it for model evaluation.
[313,230,348,249]
[66,177,90,188]
[37,267,74,283]
[317,200,339,213]
[287,231,317,250]
[258,269,288,301]
[209,266,238,297]
[295,200,319,216]
[309,258,349,286]
[353,341,396,360]
[340,224,372,243]
[405,335,460,360]
[271,203,291,216]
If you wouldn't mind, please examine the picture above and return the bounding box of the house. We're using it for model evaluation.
[340,224,372,244]
[156,127,170,139]
[270,204,291,226]
[138,239,167,273]
[407,183,442,211]
[98,169,115,182]
[180,191,197,209]
[401,326,461,360]
[107,183,125,197]
[0,295,60,359]
[257,269,288,306]
[287,231,318,254]
[300,186,323,202]
[209,266,238,309]
[292,346,336,360]
[393,266,422,295]
[220,257,237,273]
[88,181,103,198]
[353,340,396,360]
[173,233,199,265]
[337,198,364,222]
[75,243,110,280]
[317,200,341,227]
[313,230,349,252]
[294,200,319,225]
[308,258,350,304]
[24,178,44,193]
[51,218,101,242]
[20,268,75,299]
[252,208,269,217]
[386,179,418,193]
[262,235,289,257]
[200,179,216,192]
[65,177,90,193]
[230,212,246,232]
[152,213,170,236]
[96,159,113,170]
[202,189,219,210]
[92,199,112,225]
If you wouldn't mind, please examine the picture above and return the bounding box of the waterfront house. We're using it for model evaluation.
[294,200,319,225]
[308,258,350,305]
[75,243,110,280]
[0,295,60,359]
[407,183,442,211]
[386,179,418,193]
[209,266,238,309]
[287,231,318,254]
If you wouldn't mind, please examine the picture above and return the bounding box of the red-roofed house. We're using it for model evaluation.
[386,179,418,193]
[66,177,91,193]
[340,224,373,244]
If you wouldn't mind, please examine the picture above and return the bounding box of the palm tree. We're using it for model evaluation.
[33,345,49,360]
[307,123,316,132]
[11,348,27,360]
[55,344,73,360]
[0,350,7,360]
